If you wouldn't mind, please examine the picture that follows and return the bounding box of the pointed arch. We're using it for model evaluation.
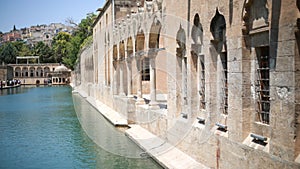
[176,24,186,58]
[113,45,118,61]
[191,13,203,45]
[119,41,125,60]
[127,37,133,57]
[210,8,227,54]
[135,31,145,52]
[15,67,21,77]
[210,8,226,43]
[149,18,162,49]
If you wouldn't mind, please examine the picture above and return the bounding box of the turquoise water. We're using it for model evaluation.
[0,86,162,169]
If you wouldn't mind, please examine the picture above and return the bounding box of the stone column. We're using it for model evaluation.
[136,57,145,105]
[119,59,125,96]
[126,57,132,96]
[113,61,118,95]
[182,57,188,108]
[149,55,159,109]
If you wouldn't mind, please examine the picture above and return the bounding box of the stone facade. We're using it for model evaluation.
[8,63,71,85]
[74,0,300,168]
[0,65,13,81]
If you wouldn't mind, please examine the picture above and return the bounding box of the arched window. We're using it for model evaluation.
[119,41,125,60]
[135,31,145,53]
[210,9,228,115]
[176,24,186,58]
[127,37,133,57]
[191,13,203,45]
[149,19,161,49]
[210,9,226,48]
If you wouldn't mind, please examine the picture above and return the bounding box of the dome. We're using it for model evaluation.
[54,65,69,72]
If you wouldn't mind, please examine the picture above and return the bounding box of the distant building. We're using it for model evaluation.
[0,65,13,81]
[1,31,21,43]
[1,23,75,46]
[51,64,71,85]
[25,23,75,46]
[8,56,71,85]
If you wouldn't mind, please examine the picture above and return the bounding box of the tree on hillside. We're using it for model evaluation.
[74,13,97,41]
[63,35,81,69]
[0,43,17,64]
[59,13,97,70]
[33,41,54,63]
[17,43,32,56]
[52,32,72,63]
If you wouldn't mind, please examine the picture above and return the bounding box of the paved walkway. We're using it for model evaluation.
[126,125,209,169]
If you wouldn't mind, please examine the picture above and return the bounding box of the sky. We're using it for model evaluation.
[0,0,105,33]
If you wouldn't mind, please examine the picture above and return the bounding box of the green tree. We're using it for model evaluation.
[59,13,96,70]
[18,43,32,56]
[74,13,97,41]
[10,41,35,56]
[52,32,72,63]
[33,41,54,63]
[0,42,17,64]
[63,35,81,69]
[47,12,97,69]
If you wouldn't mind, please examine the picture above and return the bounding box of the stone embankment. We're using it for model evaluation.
[72,87,208,169]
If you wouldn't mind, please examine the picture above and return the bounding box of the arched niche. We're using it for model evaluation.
[37,67,43,77]
[191,13,203,45]
[135,31,145,53]
[15,67,21,77]
[176,24,186,58]
[113,45,118,61]
[22,67,28,77]
[119,41,125,60]
[29,67,35,77]
[149,18,162,49]
[210,8,226,53]
[107,33,110,45]
[44,67,50,77]
[127,37,133,57]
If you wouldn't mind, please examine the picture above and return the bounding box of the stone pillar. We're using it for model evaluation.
[126,57,132,96]
[113,61,118,95]
[119,60,125,96]
[149,55,159,109]
[136,57,145,105]
[182,57,188,109]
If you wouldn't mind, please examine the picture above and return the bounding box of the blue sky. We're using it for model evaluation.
[0,0,105,33]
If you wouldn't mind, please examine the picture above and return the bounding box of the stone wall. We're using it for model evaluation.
[0,65,13,81]
[74,0,300,168]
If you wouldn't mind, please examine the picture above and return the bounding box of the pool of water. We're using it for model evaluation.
[0,86,162,169]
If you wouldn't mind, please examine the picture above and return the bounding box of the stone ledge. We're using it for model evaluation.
[125,124,210,169]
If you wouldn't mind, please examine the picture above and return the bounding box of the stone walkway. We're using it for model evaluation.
[126,125,209,169]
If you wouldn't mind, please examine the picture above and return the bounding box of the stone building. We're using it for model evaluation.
[51,64,71,85]
[74,0,300,168]
[9,56,71,85]
[0,65,13,82]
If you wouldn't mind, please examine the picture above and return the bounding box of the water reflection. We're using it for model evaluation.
[73,93,145,158]
[0,86,161,169]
